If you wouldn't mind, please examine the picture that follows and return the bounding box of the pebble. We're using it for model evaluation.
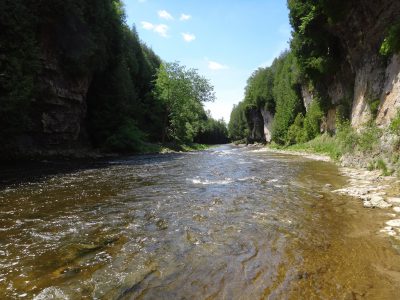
[380,227,397,236]
[394,207,400,213]
[387,197,400,204]
[385,219,400,227]
[369,196,392,209]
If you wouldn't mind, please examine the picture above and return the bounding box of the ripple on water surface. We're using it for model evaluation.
[1,145,400,299]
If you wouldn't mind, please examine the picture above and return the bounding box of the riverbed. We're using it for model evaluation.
[1,145,400,299]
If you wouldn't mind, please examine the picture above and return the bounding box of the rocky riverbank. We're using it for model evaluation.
[261,146,400,240]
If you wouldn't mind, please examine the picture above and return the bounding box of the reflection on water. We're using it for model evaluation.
[1,145,400,299]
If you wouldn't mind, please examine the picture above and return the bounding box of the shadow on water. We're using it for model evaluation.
[1,145,400,299]
[0,152,185,188]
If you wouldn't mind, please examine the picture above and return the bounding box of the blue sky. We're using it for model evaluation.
[124,0,291,122]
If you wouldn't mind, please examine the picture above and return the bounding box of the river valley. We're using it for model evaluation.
[1,145,400,299]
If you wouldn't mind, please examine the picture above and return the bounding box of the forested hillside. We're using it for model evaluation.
[0,0,227,159]
[229,0,400,172]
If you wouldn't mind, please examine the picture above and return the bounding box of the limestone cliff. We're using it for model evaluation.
[246,108,265,143]
[260,108,274,142]
[301,1,400,130]
[13,35,92,158]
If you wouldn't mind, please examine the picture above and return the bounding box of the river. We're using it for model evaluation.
[1,145,400,299]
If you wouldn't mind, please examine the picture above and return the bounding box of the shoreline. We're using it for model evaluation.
[261,146,400,240]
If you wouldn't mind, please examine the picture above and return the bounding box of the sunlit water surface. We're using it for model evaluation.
[1,145,400,299]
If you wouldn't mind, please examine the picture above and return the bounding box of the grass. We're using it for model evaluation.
[139,142,212,154]
[270,134,342,161]
[367,159,393,176]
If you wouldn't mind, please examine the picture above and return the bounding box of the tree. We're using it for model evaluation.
[244,67,275,113]
[228,102,249,141]
[154,62,215,143]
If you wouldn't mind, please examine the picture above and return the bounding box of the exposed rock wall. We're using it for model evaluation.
[260,108,274,142]
[339,1,400,128]
[301,86,313,111]
[377,54,400,126]
[246,108,266,143]
[300,1,400,130]
[14,33,92,157]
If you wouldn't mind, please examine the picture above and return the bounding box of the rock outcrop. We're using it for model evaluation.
[377,54,400,126]
[300,1,400,130]
[260,108,274,142]
[246,108,266,143]
[10,31,92,158]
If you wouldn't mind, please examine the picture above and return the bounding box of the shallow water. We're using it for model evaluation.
[1,145,400,299]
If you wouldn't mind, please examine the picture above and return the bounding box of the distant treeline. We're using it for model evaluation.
[228,0,400,145]
[0,0,228,156]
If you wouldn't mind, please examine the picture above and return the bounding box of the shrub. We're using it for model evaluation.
[390,110,400,135]
[380,21,400,56]
[303,99,324,140]
[369,99,380,119]
[335,121,358,153]
[286,113,307,145]
[375,159,392,176]
[104,120,145,152]
[357,123,381,152]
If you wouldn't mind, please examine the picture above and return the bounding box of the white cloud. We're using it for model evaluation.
[207,60,229,71]
[154,24,169,37]
[158,10,174,20]
[141,21,169,37]
[180,13,192,21]
[141,21,154,30]
[181,33,196,42]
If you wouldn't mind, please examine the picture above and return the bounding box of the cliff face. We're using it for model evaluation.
[246,108,266,143]
[376,54,400,126]
[15,34,91,157]
[260,108,274,142]
[303,1,400,130]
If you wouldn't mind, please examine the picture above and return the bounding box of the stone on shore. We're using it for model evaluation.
[385,219,400,227]
[387,197,400,204]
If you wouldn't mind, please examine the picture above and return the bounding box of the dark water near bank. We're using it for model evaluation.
[1,145,400,299]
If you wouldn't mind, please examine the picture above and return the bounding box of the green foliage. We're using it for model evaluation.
[286,113,307,145]
[288,0,344,82]
[285,99,323,145]
[154,62,215,144]
[369,99,380,119]
[335,121,381,154]
[357,123,381,152]
[1,0,221,155]
[104,120,145,152]
[0,0,40,141]
[335,99,352,123]
[271,51,304,144]
[228,51,304,145]
[195,117,229,144]
[390,110,400,135]
[368,159,393,176]
[376,159,391,176]
[380,21,400,56]
[0,0,165,153]
[288,133,342,160]
[303,99,324,140]
[244,67,275,112]
[228,102,249,141]
[84,11,162,151]
[335,121,359,153]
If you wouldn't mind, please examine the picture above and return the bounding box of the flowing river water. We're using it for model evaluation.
[1,145,400,299]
